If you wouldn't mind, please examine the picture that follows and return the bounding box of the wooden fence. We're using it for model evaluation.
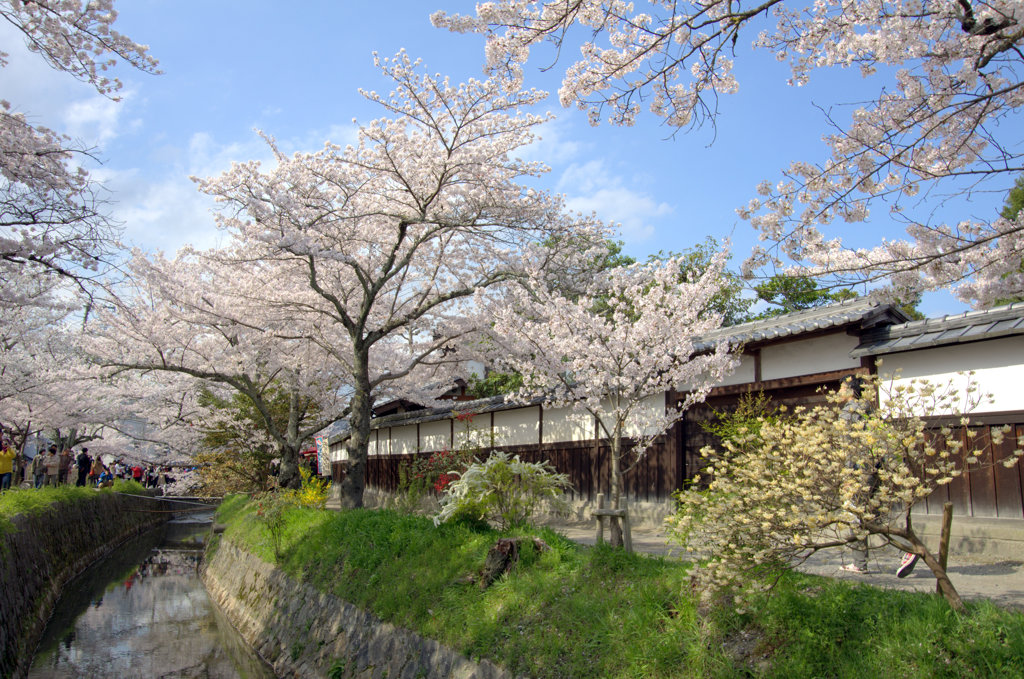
[360,429,685,505]
[921,420,1024,519]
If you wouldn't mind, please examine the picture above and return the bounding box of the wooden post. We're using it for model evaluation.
[937,502,954,594]
[593,499,634,552]
[622,500,632,553]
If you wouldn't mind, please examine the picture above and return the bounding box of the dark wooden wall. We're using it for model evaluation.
[921,419,1024,519]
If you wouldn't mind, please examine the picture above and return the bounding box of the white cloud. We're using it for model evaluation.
[104,167,223,254]
[557,160,673,244]
[519,118,584,166]
[99,131,281,255]
[106,123,368,256]
[63,93,127,145]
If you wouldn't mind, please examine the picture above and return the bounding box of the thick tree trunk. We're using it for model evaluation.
[276,390,304,490]
[338,347,372,509]
[277,445,301,490]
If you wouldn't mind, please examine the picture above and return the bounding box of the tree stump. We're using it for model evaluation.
[479,537,550,589]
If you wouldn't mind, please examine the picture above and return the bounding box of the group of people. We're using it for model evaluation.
[0,438,174,492]
[28,446,111,488]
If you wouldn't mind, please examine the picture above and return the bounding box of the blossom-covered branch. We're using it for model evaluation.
[436,0,1024,306]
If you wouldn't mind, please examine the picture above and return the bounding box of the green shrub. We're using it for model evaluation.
[252,491,290,562]
[434,451,571,530]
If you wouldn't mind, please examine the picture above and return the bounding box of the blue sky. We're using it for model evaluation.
[3,1,1014,316]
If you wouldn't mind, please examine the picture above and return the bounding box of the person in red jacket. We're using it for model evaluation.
[132,464,144,483]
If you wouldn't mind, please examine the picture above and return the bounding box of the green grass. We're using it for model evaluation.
[216,498,1024,679]
[0,480,148,538]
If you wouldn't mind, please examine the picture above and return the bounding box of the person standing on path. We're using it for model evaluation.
[58,447,72,485]
[0,440,15,491]
[44,446,60,486]
[76,448,92,487]
[89,455,104,486]
[31,451,46,488]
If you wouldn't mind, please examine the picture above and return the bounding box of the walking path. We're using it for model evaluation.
[546,521,1024,612]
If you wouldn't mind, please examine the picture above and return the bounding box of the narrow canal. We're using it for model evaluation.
[27,513,275,679]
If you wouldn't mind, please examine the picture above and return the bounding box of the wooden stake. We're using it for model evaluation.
[622,500,632,553]
[937,502,954,594]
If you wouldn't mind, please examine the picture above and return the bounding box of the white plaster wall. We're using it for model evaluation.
[369,430,378,456]
[391,424,418,456]
[596,393,666,438]
[877,336,1024,415]
[542,405,594,444]
[377,429,391,456]
[761,332,860,380]
[716,353,756,387]
[493,406,540,447]
[453,414,492,450]
[419,420,451,453]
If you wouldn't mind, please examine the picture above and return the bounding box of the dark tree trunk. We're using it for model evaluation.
[338,346,372,509]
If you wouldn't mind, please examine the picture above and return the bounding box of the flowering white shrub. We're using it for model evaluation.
[434,451,571,530]
[669,374,1023,612]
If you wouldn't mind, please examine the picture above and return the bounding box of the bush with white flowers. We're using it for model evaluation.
[669,373,1023,613]
[434,451,571,530]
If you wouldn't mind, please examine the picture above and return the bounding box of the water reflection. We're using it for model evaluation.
[29,515,275,679]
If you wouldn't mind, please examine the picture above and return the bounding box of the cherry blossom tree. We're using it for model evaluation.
[83,250,352,489]
[0,314,155,455]
[195,52,607,508]
[0,0,158,297]
[434,1,1024,307]
[480,248,738,547]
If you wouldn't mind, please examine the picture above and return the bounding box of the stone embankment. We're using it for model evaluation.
[203,538,513,679]
[0,492,166,679]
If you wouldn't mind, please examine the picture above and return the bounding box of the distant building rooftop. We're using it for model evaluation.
[852,302,1024,357]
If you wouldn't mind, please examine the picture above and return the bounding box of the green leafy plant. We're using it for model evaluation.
[253,467,331,559]
[253,491,290,562]
[699,391,778,462]
[434,451,572,529]
[327,658,348,679]
[214,499,1024,678]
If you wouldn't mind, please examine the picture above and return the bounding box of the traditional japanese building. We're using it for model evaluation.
[328,299,1024,527]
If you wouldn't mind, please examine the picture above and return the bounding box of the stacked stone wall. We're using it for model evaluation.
[0,492,165,679]
[202,538,512,679]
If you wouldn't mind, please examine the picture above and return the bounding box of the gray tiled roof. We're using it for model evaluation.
[696,297,910,350]
[852,302,1024,357]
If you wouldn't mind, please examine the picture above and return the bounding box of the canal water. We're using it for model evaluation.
[27,513,276,679]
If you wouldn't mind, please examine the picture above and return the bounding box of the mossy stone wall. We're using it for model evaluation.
[0,493,164,679]
[202,538,512,679]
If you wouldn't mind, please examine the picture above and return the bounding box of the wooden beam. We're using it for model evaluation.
[701,366,869,399]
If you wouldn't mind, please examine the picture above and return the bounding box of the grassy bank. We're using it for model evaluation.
[215,496,1024,678]
[0,480,147,537]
